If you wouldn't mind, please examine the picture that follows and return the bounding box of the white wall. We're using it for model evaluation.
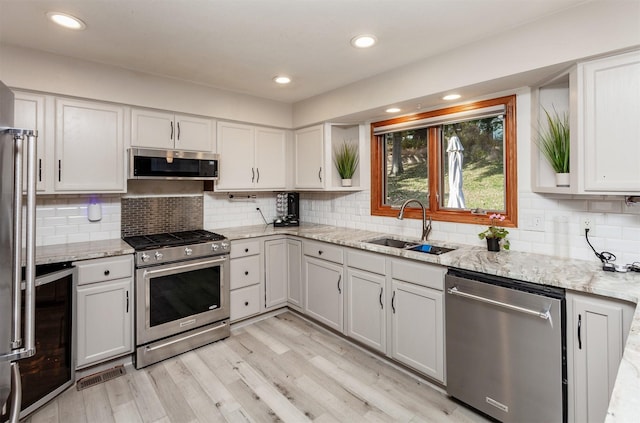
[0,45,292,128]
[293,0,640,127]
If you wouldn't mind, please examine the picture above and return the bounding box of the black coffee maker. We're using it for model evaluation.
[274,192,299,227]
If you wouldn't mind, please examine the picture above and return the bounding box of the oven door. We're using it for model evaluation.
[135,256,229,345]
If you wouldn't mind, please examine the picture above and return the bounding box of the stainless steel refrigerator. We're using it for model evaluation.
[0,81,38,422]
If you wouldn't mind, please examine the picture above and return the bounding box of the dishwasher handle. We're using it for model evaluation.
[447,286,552,321]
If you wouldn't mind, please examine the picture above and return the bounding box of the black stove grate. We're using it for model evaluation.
[123,230,225,250]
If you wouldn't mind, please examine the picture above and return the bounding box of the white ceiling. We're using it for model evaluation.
[0,0,589,104]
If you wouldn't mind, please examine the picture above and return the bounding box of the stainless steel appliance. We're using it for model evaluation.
[274,192,299,227]
[1,81,39,423]
[128,148,219,180]
[2,264,74,421]
[123,230,230,369]
[445,269,566,423]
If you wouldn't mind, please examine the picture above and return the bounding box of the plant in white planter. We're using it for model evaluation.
[537,108,570,187]
[333,140,359,186]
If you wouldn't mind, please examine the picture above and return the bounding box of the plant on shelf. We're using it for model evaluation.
[478,213,510,251]
[333,140,359,186]
[536,107,570,187]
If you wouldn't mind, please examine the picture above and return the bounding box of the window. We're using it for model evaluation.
[371,96,517,227]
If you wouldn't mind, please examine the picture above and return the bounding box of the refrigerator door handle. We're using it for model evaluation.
[3,130,38,362]
[8,362,22,423]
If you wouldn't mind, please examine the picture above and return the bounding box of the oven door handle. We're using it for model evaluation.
[142,256,228,278]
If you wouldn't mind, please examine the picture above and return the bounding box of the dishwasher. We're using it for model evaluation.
[445,269,566,423]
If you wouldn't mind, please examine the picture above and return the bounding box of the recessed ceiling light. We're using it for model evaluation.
[273,75,291,85]
[47,12,86,30]
[351,35,377,49]
[443,94,461,101]
[386,107,401,113]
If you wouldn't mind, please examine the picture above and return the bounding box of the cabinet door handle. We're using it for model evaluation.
[38,159,42,182]
[170,121,174,140]
[337,274,342,294]
[58,160,61,182]
[126,290,129,314]
[391,290,396,314]
[577,314,582,350]
[251,168,255,183]
[256,168,260,184]
[177,122,181,140]
[318,167,322,182]
[379,287,383,309]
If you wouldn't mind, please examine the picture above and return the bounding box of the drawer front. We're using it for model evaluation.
[230,284,260,322]
[391,258,445,290]
[230,255,261,290]
[230,240,260,258]
[303,240,343,264]
[346,249,386,275]
[75,255,133,286]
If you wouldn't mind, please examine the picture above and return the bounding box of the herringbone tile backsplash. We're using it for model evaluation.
[121,196,203,237]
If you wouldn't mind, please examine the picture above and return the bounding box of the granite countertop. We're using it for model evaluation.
[33,238,134,265]
[218,223,640,422]
[32,223,639,421]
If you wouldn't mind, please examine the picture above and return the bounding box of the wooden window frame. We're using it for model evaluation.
[370,95,518,228]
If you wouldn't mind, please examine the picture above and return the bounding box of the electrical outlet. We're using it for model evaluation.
[582,218,592,233]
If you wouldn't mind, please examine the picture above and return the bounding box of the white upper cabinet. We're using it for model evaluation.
[55,98,126,192]
[216,121,286,191]
[579,50,640,193]
[294,124,325,189]
[131,108,214,152]
[532,49,640,195]
[13,91,47,192]
[294,123,366,191]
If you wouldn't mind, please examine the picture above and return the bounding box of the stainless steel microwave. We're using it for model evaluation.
[128,148,219,180]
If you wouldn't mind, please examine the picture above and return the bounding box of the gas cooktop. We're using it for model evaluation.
[123,229,226,250]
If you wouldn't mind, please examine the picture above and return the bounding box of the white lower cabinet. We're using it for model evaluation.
[229,239,262,322]
[74,255,134,369]
[304,255,344,332]
[230,285,261,322]
[389,258,445,383]
[567,291,635,423]
[265,238,302,310]
[346,268,386,352]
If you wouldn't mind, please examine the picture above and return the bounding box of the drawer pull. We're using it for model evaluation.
[244,301,249,306]
[104,270,110,276]
[244,271,249,276]
[318,250,323,255]
[245,248,249,253]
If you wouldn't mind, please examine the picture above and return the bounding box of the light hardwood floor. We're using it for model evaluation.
[24,312,488,423]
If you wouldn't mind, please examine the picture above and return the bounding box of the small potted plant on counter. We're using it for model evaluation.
[478,213,510,251]
[536,107,570,187]
[333,140,359,187]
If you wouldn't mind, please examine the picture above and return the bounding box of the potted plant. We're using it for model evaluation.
[536,107,570,187]
[333,140,359,186]
[478,213,510,251]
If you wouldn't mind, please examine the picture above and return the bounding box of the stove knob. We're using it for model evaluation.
[141,253,150,263]
[211,243,220,251]
[221,242,230,250]
[154,252,164,260]
[185,247,193,256]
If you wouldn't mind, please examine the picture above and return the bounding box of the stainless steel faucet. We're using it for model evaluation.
[397,198,432,242]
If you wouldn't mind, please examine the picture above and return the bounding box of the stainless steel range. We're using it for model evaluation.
[123,230,230,369]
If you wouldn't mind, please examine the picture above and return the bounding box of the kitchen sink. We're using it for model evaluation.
[406,244,455,255]
[363,237,455,255]
[365,237,419,249]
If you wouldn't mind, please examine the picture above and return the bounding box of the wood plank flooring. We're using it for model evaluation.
[24,312,488,423]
